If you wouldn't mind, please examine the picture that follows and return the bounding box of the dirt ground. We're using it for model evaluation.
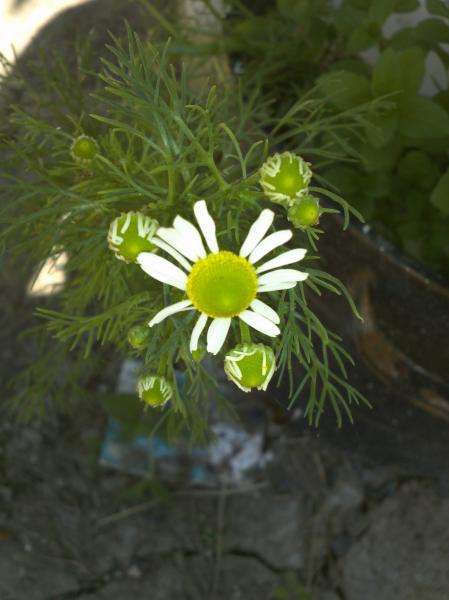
[1,2,449,599]
[1,392,449,600]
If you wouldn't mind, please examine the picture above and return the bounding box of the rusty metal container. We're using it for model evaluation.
[281,215,449,478]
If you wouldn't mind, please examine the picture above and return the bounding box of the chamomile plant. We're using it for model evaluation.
[1,29,368,435]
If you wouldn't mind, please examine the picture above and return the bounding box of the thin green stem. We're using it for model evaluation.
[157,355,166,377]
[239,321,252,344]
[172,114,229,190]
[166,161,176,205]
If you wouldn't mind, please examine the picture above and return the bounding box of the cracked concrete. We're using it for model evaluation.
[223,494,306,571]
[340,482,449,600]
[3,408,449,600]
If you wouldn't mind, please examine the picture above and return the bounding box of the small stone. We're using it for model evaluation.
[225,494,306,570]
[127,564,142,578]
[0,485,12,503]
[327,480,364,512]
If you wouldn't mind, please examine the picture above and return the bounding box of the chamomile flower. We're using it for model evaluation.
[136,201,308,355]
[127,324,150,350]
[288,195,321,229]
[108,211,159,263]
[260,152,312,206]
[137,375,172,408]
[70,134,99,165]
[224,343,276,392]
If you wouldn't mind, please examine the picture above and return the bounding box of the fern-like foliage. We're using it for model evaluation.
[1,27,370,436]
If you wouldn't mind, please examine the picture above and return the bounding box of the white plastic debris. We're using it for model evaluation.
[208,422,273,483]
[116,359,143,394]
[100,360,271,486]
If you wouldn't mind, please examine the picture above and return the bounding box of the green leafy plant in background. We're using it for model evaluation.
[319,0,449,276]
[1,24,370,438]
[170,0,449,277]
[151,0,344,107]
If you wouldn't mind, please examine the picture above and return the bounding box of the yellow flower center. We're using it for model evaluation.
[186,251,258,318]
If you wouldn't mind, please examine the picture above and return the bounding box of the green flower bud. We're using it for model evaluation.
[70,135,99,165]
[127,324,150,350]
[108,211,158,263]
[137,375,172,408]
[260,152,312,206]
[288,195,321,229]
[191,346,207,363]
[224,343,276,392]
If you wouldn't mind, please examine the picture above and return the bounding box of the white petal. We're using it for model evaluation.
[194,200,219,253]
[258,282,298,292]
[151,237,192,272]
[206,318,231,355]
[137,252,188,290]
[149,300,193,327]
[258,268,309,286]
[257,248,307,274]
[173,216,206,259]
[156,227,199,263]
[250,299,280,324]
[190,313,208,352]
[239,310,280,337]
[248,230,292,264]
[239,209,274,258]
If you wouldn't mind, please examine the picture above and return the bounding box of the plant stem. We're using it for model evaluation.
[173,114,228,190]
[157,355,166,376]
[166,161,176,205]
[239,321,252,344]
